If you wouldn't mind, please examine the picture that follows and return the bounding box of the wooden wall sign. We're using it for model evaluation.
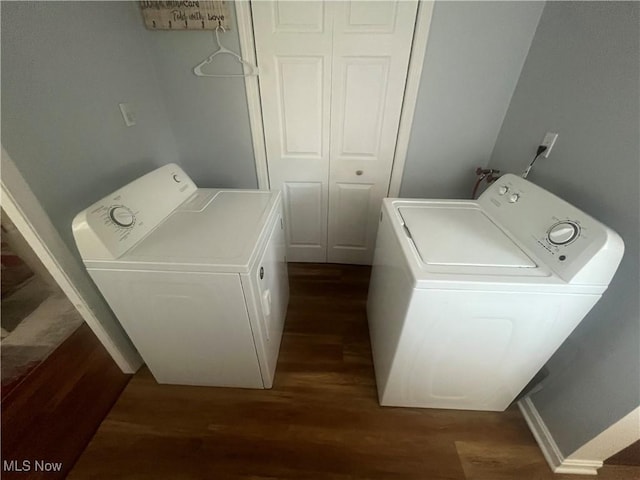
[140,1,230,30]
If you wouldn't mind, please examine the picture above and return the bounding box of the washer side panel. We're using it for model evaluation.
[367,208,414,401]
[382,289,600,410]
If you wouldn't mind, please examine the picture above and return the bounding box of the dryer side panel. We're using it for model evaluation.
[243,210,289,389]
[88,269,264,388]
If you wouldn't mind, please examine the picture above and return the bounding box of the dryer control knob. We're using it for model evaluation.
[498,186,509,195]
[109,206,135,228]
[509,193,520,203]
[548,221,579,245]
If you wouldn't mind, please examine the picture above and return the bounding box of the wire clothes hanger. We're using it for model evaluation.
[193,25,258,78]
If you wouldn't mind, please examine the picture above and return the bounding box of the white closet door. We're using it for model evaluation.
[327,1,418,264]
[253,1,417,264]
[252,1,332,262]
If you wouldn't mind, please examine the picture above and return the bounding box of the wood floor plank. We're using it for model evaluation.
[1,322,131,480]
[68,264,640,479]
[606,439,640,466]
[456,441,640,480]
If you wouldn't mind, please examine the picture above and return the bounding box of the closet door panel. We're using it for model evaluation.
[344,1,398,33]
[253,1,332,262]
[328,0,418,264]
[333,182,374,249]
[277,56,324,158]
[284,182,324,252]
[338,57,389,158]
[273,1,325,33]
[253,0,418,265]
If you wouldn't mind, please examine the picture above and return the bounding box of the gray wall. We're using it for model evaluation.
[400,1,544,199]
[0,1,181,368]
[1,1,179,252]
[489,2,640,456]
[144,3,258,188]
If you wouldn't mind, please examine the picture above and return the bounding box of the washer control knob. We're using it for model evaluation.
[548,221,579,245]
[173,174,181,183]
[109,206,135,228]
[498,186,509,195]
[509,193,520,203]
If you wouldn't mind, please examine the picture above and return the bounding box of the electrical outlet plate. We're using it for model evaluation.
[541,132,558,158]
[119,103,136,127]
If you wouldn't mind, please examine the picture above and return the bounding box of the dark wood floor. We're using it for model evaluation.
[1,323,131,480]
[607,439,640,467]
[68,264,639,479]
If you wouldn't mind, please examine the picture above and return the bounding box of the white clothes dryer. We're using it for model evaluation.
[367,174,624,411]
[73,164,289,388]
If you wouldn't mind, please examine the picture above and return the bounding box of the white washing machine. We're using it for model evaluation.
[73,164,289,388]
[367,174,624,411]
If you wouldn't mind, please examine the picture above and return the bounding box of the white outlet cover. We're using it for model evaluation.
[118,103,136,127]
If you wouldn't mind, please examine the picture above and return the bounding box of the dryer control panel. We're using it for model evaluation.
[479,174,624,285]
[72,163,197,260]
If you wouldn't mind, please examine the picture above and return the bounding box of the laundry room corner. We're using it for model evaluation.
[488,0,640,470]
[399,1,544,199]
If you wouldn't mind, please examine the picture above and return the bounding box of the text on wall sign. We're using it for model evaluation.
[139,1,230,30]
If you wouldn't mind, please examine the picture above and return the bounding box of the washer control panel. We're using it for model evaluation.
[547,220,579,246]
[534,215,588,263]
[479,174,622,284]
[72,163,197,260]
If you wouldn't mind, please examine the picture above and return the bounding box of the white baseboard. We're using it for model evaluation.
[518,397,603,475]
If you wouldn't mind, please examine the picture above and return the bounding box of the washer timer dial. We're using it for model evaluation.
[547,221,580,246]
[109,206,135,228]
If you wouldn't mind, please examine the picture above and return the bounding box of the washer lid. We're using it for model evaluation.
[398,205,536,268]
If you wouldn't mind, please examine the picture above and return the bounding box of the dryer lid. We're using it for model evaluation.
[398,205,536,268]
[100,189,279,273]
